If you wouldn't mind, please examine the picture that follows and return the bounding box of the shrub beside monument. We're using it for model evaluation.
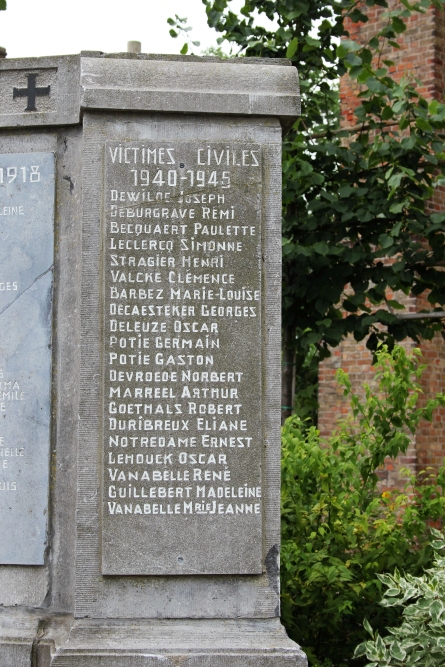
[281,346,445,666]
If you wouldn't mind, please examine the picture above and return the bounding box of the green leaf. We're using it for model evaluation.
[345,52,362,67]
[286,37,299,59]
[180,43,189,55]
[429,99,439,114]
[430,600,444,623]
[399,115,410,130]
[390,641,407,661]
[376,633,387,657]
[361,49,373,65]
[416,117,433,132]
[0,0,6,8]
[387,173,404,189]
[389,201,406,214]
[342,39,362,52]
[430,539,445,549]
[379,234,394,250]
[312,242,330,256]
[363,618,374,636]
[430,213,445,223]
[306,36,321,47]
[378,574,396,587]
[338,184,356,198]
[366,77,387,93]
[354,642,367,658]
[391,16,407,33]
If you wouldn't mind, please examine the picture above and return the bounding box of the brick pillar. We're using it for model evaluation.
[317,1,445,486]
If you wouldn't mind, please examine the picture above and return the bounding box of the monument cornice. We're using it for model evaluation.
[0,53,299,130]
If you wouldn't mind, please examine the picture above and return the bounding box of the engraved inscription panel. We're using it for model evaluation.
[0,152,54,565]
[102,141,263,575]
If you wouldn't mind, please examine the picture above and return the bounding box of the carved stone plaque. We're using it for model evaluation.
[102,141,263,575]
[0,152,54,564]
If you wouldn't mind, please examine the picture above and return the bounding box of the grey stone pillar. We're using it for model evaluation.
[0,52,304,667]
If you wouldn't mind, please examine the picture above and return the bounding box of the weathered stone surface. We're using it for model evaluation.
[0,56,80,127]
[0,152,54,565]
[0,607,41,667]
[50,618,307,666]
[75,114,283,619]
[80,56,300,122]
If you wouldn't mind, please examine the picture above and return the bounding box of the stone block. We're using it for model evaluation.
[0,56,80,127]
[0,53,304,667]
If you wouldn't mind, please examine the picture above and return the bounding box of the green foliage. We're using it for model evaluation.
[281,346,445,666]
[355,535,445,667]
[200,0,445,367]
[293,344,319,423]
[200,45,231,58]
[0,1,6,10]
[167,14,201,55]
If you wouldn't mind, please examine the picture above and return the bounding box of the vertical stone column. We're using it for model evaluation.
[62,54,304,666]
[0,53,304,667]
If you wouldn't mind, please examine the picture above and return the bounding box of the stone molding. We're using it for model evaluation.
[0,53,299,129]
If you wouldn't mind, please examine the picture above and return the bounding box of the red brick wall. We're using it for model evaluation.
[317,2,445,485]
[341,2,444,126]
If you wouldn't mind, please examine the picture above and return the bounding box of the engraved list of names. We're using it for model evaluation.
[102,141,263,575]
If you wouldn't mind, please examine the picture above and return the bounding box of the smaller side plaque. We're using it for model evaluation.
[0,152,55,565]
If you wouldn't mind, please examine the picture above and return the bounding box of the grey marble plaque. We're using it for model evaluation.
[102,141,263,575]
[0,152,54,565]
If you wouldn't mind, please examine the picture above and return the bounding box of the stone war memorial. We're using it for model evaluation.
[0,51,304,667]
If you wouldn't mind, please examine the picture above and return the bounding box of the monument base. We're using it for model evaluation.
[0,609,40,667]
[39,618,306,666]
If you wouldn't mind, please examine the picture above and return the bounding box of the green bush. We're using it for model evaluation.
[281,345,445,667]
[354,531,445,667]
